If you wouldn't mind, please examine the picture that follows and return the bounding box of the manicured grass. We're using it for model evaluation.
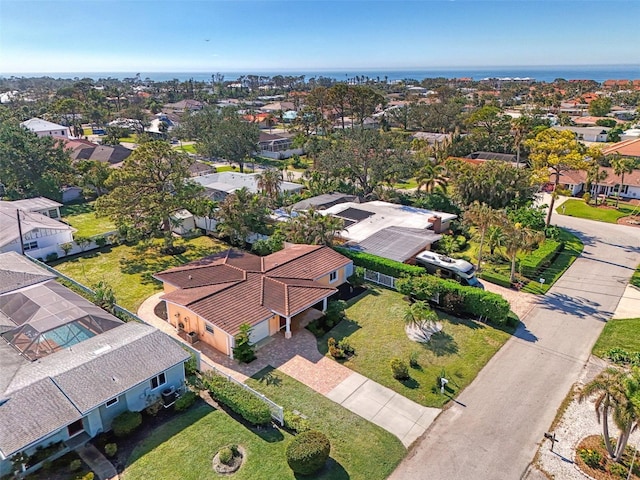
[215,165,254,173]
[123,403,294,480]
[395,178,419,189]
[592,318,640,358]
[318,287,513,408]
[520,228,584,294]
[82,127,93,136]
[632,264,640,289]
[557,198,636,223]
[61,202,116,237]
[119,135,138,143]
[52,236,227,311]
[247,368,406,479]
[173,143,198,154]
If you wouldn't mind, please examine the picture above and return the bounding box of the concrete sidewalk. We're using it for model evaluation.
[613,284,640,319]
[76,444,117,480]
[327,372,439,447]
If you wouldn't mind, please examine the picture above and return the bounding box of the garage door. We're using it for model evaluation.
[249,318,270,345]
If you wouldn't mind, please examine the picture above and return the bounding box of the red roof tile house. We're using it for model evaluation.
[153,245,353,357]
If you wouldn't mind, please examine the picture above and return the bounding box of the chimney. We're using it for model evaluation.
[428,215,442,234]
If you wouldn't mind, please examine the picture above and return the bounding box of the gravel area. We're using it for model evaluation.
[534,357,640,479]
[482,281,539,320]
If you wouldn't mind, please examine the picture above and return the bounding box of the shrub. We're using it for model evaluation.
[95,236,107,248]
[390,358,409,380]
[80,473,94,480]
[46,252,58,262]
[334,247,424,278]
[578,448,602,468]
[145,401,162,417]
[111,411,142,437]
[519,240,563,279]
[409,351,420,368]
[175,390,198,411]
[337,338,354,356]
[233,323,256,363]
[286,430,331,476]
[69,459,82,471]
[328,337,344,359]
[104,443,117,457]
[218,446,234,465]
[609,462,628,479]
[284,410,311,433]
[582,192,591,205]
[325,300,346,327]
[479,271,512,288]
[203,372,271,425]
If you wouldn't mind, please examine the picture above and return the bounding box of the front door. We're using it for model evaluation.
[67,419,84,437]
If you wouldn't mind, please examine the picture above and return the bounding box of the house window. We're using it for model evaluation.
[23,241,38,251]
[47,209,59,218]
[205,324,214,334]
[329,271,338,282]
[105,397,119,408]
[151,372,166,390]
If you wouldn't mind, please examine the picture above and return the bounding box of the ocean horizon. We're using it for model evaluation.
[2,64,639,84]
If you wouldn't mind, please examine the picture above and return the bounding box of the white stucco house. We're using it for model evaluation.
[20,118,70,139]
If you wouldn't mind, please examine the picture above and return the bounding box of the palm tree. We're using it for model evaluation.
[464,202,503,272]
[503,223,544,283]
[610,155,636,208]
[487,225,506,256]
[279,208,344,246]
[585,150,608,206]
[256,168,282,206]
[415,149,448,194]
[579,367,640,462]
[403,301,441,342]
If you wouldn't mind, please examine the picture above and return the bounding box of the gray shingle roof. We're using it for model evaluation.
[348,226,442,263]
[0,377,82,457]
[0,252,56,295]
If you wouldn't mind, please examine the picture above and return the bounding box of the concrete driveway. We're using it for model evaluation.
[390,216,640,480]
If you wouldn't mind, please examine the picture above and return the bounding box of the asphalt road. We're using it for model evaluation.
[389,216,640,480]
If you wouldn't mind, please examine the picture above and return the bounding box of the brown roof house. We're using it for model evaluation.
[153,245,353,357]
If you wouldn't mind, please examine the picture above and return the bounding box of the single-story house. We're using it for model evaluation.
[0,253,189,477]
[260,101,295,113]
[553,167,640,199]
[552,126,610,142]
[0,197,62,220]
[411,132,453,146]
[189,161,214,177]
[0,200,75,258]
[602,138,640,160]
[193,172,303,201]
[258,132,293,152]
[20,118,70,139]
[154,245,353,357]
[320,201,457,263]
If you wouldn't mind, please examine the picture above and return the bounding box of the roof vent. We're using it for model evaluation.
[188,275,193,280]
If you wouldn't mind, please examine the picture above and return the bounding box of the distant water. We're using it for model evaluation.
[3,65,640,83]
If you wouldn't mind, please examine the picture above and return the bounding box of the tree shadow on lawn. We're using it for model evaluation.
[296,457,350,480]
[400,377,420,389]
[254,367,282,387]
[422,331,458,357]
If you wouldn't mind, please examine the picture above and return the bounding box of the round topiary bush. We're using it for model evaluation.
[218,446,233,465]
[286,430,331,476]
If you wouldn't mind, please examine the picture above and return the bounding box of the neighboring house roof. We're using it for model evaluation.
[555,167,640,188]
[602,138,640,158]
[553,126,610,136]
[0,206,74,249]
[572,116,625,126]
[466,151,517,162]
[261,101,295,112]
[321,201,457,243]
[0,322,189,458]
[347,226,443,263]
[155,245,351,334]
[291,193,358,211]
[411,132,452,144]
[20,118,67,133]
[163,99,205,111]
[259,132,290,143]
[193,172,303,195]
[0,252,56,295]
[189,161,214,177]
[61,138,133,166]
[0,197,61,212]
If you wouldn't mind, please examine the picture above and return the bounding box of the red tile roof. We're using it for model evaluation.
[155,245,351,335]
[602,138,640,158]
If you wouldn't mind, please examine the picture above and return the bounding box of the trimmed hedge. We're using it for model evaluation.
[112,411,142,437]
[174,390,198,411]
[396,275,510,325]
[203,372,271,425]
[479,271,512,288]
[286,430,331,476]
[335,247,424,278]
[519,240,563,279]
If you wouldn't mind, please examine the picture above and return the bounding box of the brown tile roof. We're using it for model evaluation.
[556,167,640,187]
[602,138,640,158]
[154,245,351,335]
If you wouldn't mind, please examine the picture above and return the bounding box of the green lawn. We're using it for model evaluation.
[557,199,636,223]
[122,403,293,480]
[123,370,405,480]
[52,236,227,311]
[173,143,198,154]
[395,178,419,189]
[61,202,116,238]
[631,264,640,289]
[318,287,513,408]
[247,368,406,479]
[592,318,640,358]
[119,134,138,143]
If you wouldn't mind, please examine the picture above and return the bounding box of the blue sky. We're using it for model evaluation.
[1,0,639,73]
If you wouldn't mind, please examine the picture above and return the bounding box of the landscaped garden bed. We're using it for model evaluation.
[575,435,639,480]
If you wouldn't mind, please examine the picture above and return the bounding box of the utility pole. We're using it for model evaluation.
[16,209,25,255]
